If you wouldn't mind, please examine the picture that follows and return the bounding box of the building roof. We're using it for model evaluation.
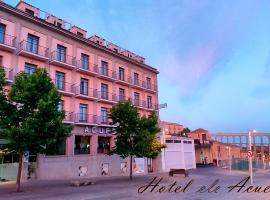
[160,121,183,126]
[190,128,208,134]
[0,1,159,74]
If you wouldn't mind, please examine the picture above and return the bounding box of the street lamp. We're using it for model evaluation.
[226,146,231,174]
[161,128,168,171]
[248,129,256,184]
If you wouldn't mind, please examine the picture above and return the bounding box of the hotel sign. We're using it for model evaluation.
[84,126,116,135]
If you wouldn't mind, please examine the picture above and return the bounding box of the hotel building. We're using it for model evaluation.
[0,1,159,179]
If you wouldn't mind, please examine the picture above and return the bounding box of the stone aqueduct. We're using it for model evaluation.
[210,133,270,158]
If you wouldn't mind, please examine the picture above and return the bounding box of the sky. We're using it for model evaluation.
[6,0,270,133]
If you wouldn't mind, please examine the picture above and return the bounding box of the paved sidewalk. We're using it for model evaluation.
[1,167,270,200]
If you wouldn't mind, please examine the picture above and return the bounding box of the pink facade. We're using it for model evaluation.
[0,0,159,174]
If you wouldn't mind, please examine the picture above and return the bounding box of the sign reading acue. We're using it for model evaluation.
[84,126,116,135]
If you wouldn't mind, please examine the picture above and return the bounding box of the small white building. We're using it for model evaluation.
[161,137,196,171]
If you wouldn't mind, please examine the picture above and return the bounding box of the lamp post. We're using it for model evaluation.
[161,128,168,171]
[226,146,231,173]
[248,129,256,184]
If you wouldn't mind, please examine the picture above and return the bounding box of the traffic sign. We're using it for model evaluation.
[23,151,29,163]
[158,103,167,109]
[247,150,253,158]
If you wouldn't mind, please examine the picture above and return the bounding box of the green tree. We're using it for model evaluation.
[0,68,72,192]
[109,101,164,180]
[181,127,191,137]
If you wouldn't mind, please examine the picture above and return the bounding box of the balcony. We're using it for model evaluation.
[130,78,143,89]
[115,74,132,86]
[63,111,74,124]
[50,51,76,69]
[97,67,117,80]
[53,80,75,96]
[130,98,158,111]
[142,81,157,93]
[74,113,98,125]
[116,95,129,103]
[96,116,113,126]
[18,40,49,61]
[0,33,16,52]
[76,60,98,76]
[97,91,117,103]
[0,67,14,84]
[74,85,98,100]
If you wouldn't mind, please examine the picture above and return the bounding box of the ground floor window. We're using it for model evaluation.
[97,136,110,154]
[74,136,90,155]
[46,139,66,155]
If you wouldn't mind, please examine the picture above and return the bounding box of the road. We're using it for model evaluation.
[1,167,270,200]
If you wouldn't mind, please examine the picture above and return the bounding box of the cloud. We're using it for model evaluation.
[158,0,260,96]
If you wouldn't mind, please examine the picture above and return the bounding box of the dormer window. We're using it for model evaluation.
[77,32,84,37]
[57,22,62,28]
[25,8,34,16]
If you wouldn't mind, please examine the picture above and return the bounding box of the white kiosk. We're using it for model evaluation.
[162,137,196,171]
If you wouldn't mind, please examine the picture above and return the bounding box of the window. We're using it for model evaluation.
[55,71,65,90]
[101,61,108,76]
[25,8,34,16]
[27,34,39,54]
[118,67,124,81]
[147,96,152,108]
[0,23,6,44]
[134,73,139,85]
[58,100,64,112]
[79,104,87,122]
[98,136,110,154]
[119,88,125,101]
[77,32,84,37]
[134,92,140,106]
[24,63,37,75]
[57,44,66,62]
[81,53,89,69]
[80,78,88,95]
[146,77,151,89]
[101,83,108,99]
[165,140,173,143]
[101,107,107,124]
[0,55,3,66]
[74,136,90,155]
[57,22,62,28]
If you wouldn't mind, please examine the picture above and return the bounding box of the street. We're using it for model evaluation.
[1,167,270,200]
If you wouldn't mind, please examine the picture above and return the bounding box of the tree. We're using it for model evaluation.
[109,101,164,180]
[0,68,72,192]
[181,127,191,137]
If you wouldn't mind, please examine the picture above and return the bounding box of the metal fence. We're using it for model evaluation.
[219,158,270,171]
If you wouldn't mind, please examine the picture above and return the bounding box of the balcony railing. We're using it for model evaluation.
[53,79,75,94]
[97,91,117,102]
[51,51,76,66]
[75,113,98,124]
[76,60,98,74]
[130,98,141,107]
[116,95,128,102]
[142,81,157,91]
[63,111,74,122]
[116,74,132,84]
[96,116,113,125]
[75,85,98,98]
[19,40,49,58]
[0,33,16,48]
[98,67,117,79]
[1,67,13,81]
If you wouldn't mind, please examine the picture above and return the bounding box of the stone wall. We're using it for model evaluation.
[36,154,148,180]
